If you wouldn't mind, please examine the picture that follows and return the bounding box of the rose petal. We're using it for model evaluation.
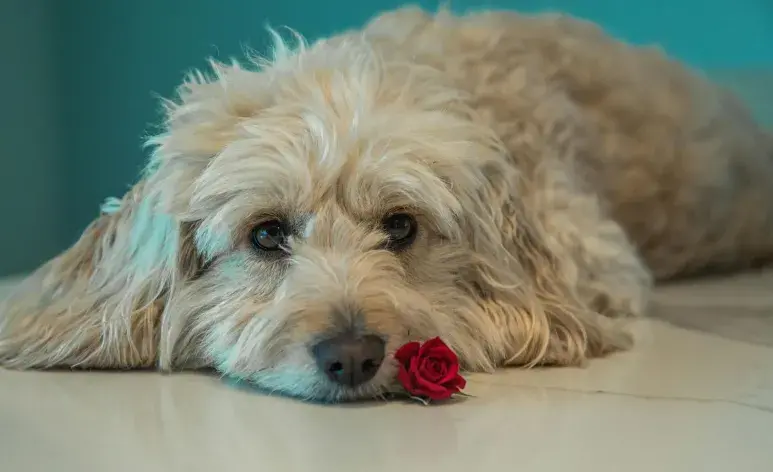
[401,357,425,397]
[403,367,425,397]
[431,360,447,379]
[409,355,422,374]
[394,342,420,366]
[420,338,460,367]
[411,369,453,400]
[396,363,414,391]
[436,360,459,385]
[417,337,447,357]
[408,357,446,397]
[419,358,444,383]
[425,346,459,366]
[422,344,460,384]
[444,374,467,392]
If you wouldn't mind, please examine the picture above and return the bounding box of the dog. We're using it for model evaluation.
[2,7,772,402]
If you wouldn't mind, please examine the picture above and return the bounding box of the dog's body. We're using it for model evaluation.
[2,7,772,401]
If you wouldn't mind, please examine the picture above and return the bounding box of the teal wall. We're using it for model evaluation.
[0,0,63,276]
[2,0,772,276]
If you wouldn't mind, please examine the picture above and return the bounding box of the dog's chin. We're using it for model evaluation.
[239,365,401,404]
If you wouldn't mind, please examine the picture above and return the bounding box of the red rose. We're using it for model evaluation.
[394,337,467,401]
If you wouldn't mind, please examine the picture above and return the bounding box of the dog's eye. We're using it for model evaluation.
[382,213,417,249]
[250,220,288,252]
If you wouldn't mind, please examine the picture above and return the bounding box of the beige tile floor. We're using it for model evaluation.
[1,272,772,472]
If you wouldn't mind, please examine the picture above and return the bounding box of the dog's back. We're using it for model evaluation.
[362,7,773,280]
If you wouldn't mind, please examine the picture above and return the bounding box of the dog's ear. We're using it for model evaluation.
[0,61,269,370]
[458,155,632,369]
[0,180,201,369]
[463,189,631,368]
[144,60,273,215]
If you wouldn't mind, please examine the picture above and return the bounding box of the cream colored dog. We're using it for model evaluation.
[2,7,772,401]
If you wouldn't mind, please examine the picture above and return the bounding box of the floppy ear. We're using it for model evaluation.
[0,180,202,369]
[0,59,269,370]
[459,164,634,369]
[451,83,637,369]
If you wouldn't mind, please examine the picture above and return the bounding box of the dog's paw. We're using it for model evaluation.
[589,290,647,318]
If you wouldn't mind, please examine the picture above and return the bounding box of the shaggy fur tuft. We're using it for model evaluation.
[2,7,772,401]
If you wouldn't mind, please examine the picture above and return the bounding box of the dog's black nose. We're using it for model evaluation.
[312,334,386,387]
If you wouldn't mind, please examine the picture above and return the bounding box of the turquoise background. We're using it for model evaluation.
[1,0,772,276]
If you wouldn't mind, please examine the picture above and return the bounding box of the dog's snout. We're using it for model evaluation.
[312,334,386,387]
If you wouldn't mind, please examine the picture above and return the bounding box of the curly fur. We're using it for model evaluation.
[1,7,772,401]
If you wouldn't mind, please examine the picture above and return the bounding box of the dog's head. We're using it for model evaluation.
[0,32,626,401]
[148,36,520,401]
